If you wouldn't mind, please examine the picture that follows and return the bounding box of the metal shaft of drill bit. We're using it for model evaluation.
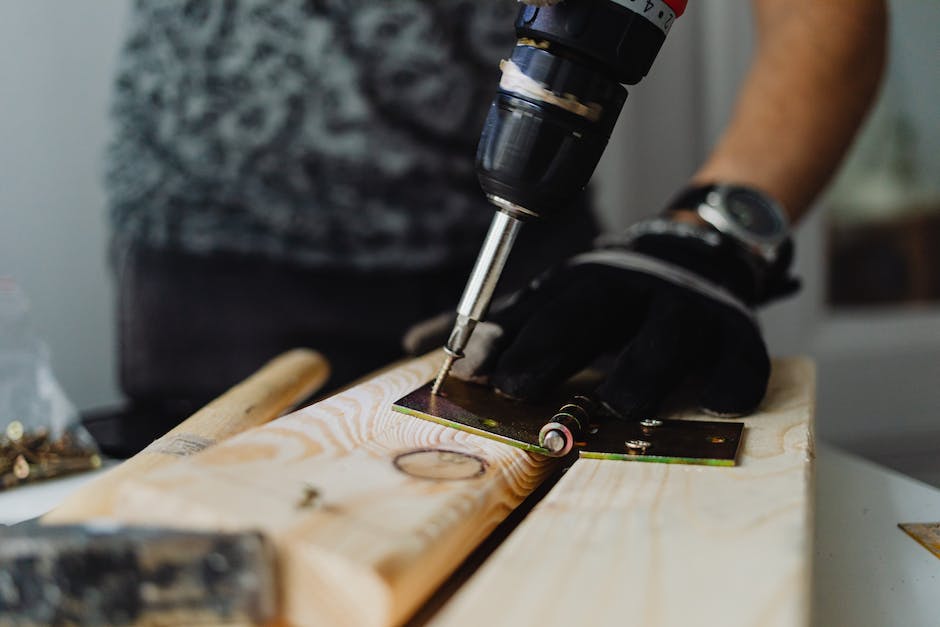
[432,209,523,395]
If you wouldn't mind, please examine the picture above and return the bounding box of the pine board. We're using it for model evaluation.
[431,357,815,627]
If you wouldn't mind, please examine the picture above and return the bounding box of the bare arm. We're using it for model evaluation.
[688,0,887,224]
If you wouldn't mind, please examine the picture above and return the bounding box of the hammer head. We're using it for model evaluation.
[0,522,277,626]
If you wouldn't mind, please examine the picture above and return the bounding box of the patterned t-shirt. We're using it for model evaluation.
[107,0,520,270]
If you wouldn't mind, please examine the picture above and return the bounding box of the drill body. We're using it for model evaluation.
[434,0,687,393]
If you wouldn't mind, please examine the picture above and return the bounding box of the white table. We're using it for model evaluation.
[813,445,939,627]
[0,463,113,525]
[2,446,937,626]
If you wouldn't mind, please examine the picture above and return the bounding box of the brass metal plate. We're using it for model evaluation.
[392,378,743,466]
[899,523,940,559]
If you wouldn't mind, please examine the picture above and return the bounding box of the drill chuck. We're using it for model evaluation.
[476,0,684,219]
[476,46,627,219]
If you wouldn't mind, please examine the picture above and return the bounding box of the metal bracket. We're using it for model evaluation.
[392,376,743,466]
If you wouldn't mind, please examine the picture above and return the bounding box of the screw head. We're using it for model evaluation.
[639,419,662,428]
[625,439,651,452]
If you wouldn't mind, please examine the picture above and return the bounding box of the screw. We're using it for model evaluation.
[625,439,651,452]
[12,455,30,479]
[639,419,662,428]
[5,421,23,442]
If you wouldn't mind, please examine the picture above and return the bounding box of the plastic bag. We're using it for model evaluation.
[0,278,100,491]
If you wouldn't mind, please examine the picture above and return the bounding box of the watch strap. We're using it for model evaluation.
[665,184,721,215]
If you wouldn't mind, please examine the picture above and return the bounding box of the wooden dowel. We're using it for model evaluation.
[43,348,330,523]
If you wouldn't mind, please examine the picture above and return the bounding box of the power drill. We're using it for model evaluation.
[433,0,688,394]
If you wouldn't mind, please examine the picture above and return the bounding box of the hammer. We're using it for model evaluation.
[0,523,277,626]
[1,349,330,625]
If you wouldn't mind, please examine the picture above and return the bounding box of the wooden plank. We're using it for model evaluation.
[102,352,559,627]
[44,349,330,524]
[430,357,815,627]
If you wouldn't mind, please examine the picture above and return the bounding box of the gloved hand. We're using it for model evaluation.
[441,216,799,420]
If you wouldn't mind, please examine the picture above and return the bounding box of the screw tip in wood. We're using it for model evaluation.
[431,355,455,396]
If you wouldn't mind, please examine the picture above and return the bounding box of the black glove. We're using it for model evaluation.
[451,217,800,420]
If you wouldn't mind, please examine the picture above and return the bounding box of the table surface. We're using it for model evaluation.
[1,445,937,626]
[812,445,939,627]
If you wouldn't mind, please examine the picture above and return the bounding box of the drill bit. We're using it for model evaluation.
[432,208,523,395]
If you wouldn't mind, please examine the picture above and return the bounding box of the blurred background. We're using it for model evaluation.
[1,2,938,483]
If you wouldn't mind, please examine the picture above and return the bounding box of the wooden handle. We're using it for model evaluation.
[43,348,330,523]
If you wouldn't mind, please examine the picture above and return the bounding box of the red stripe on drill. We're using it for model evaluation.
[663,0,687,17]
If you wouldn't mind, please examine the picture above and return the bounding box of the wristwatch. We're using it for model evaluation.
[666,184,790,264]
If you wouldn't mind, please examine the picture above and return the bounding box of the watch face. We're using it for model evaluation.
[724,188,785,239]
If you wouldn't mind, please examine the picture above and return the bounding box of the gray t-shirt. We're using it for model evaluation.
[107,0,519,270]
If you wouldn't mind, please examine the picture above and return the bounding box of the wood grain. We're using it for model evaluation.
[43,348,330,524]
[105,352,558,627]
[431,357,815,627]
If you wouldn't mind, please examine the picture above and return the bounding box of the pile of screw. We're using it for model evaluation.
[1,420,101,491]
